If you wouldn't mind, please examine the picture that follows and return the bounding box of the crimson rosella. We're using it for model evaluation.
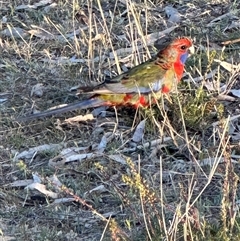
[18,37,193,121]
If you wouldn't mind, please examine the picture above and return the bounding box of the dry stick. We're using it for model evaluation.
[178,117,231,226]
[100,217,112,241]
[221,38,240,45]
[96,0,121,74]
[159,155,168,239]
[138,155,153,241]
[61,185,130,239]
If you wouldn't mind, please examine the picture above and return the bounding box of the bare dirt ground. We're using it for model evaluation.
[1,0,240,240]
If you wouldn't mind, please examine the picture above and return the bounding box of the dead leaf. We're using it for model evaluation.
[84,184,108,197]
[15,0,53,10]
[207,11,238,27]
[28,29,55,40]
[132,120,145,143]
[165,6,181,23]
[224,20,240,31]
[217,94,235,101]
[230,89,240,98]
[214,59,240,72]
[64,114,94,123]
[9,179,34,187]
[52,197,75,204]
[97,132,113,152]
[15,144,63,161]
[1,26,28,38]
[108,154,127,165]
[25,183,58,199]
[31,83,44,97]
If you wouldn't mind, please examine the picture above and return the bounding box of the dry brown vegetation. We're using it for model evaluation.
[1,0,240,240]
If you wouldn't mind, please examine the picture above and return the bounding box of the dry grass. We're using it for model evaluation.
[1,0,240,240]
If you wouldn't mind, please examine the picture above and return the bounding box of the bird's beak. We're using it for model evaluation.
[189,45,195,55]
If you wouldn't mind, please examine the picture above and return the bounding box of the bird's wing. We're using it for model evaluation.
[91,58,170,94]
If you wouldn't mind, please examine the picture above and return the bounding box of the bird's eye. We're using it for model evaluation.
[181,45,186,50]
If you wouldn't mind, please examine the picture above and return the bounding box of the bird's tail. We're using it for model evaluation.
[17,98,106,122]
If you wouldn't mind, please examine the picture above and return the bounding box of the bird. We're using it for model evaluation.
[17,37,194,122]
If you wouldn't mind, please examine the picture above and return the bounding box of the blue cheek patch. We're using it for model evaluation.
[180,52,188,64]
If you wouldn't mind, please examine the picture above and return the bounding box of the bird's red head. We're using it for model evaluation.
[158,37,194,64]
[170,37,193,51]
[170,37,194,64]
